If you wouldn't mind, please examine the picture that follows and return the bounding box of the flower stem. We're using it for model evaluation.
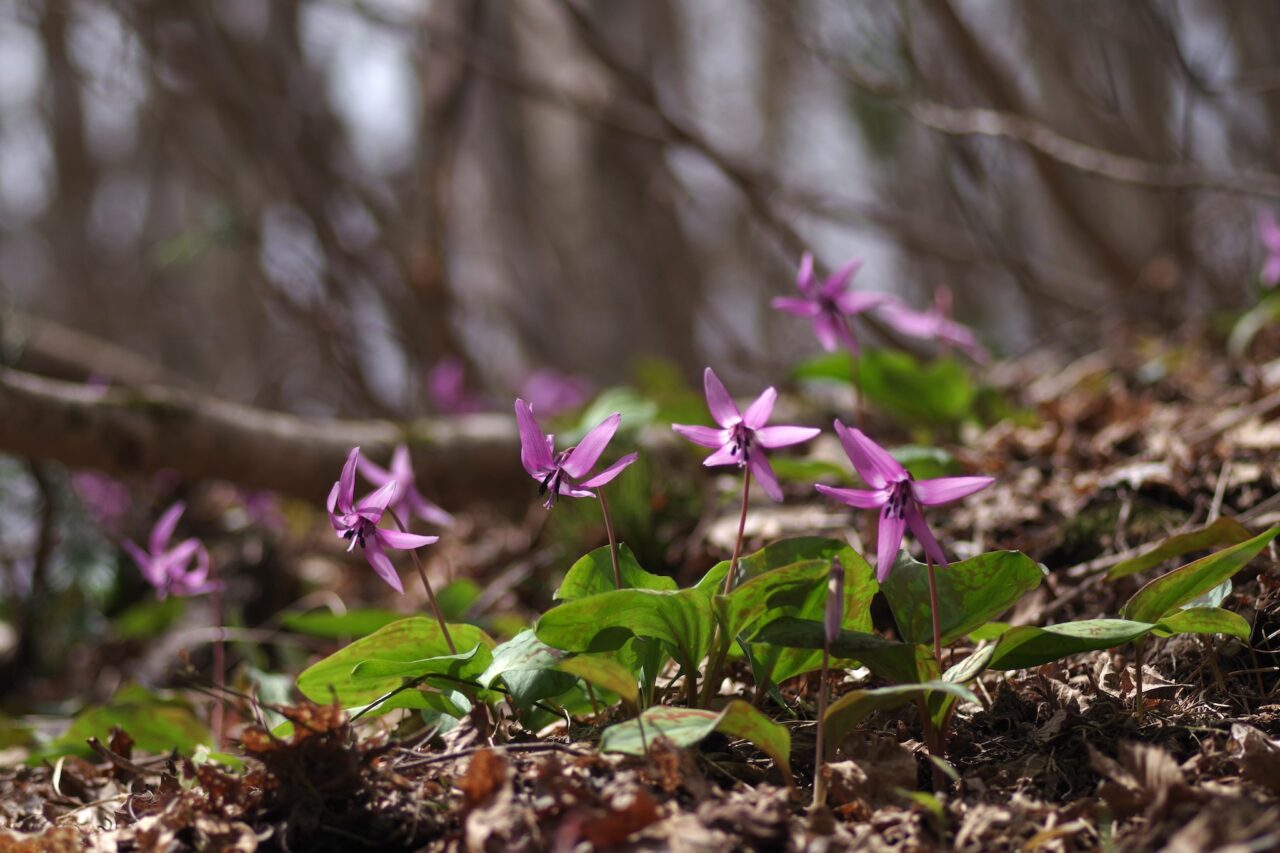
[597,488,622,589]
[389,509,455,654]
[211,580,225,748]
[722,467,753,596]
[811,644,831,809]
[926,554,943,671]
[848,349,862,429]
[699,468,754,706]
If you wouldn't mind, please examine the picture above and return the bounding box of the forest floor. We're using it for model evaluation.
[2,329,1279,851]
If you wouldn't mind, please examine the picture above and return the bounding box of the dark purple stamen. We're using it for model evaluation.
[885,479,912,520]
[728,423,754,464]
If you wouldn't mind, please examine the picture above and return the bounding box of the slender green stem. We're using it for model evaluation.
[597,488,622,589]
[389,509,455,654]
[926,554,943,672]
[699,468,753,706]
[811,645,830,809]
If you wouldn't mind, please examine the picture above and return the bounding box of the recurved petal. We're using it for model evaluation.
[771,297,820,317]
[814,483,886,509]
[704,367,741,427]
[812,313,840,352]
[376,528,440,550]
[515,399,555,474]
[755,425,820,448]
[1264,254,1280,287]
[742,387,777,429]
[750,453,784,502]
[703,444,741,467]
[408,492,455,527]
[578,452,638,488]
[390,445,414,481]
[833,420,904,489]
[672,423,727,448]
[356,481,398,521]
[358,453,393,487]
[337,447,360,512]
[905,504,949,568]
[150,501,186,554]
[362,539,405,593]
[912,475,994,506]
[876,509,906,582]
[562,412,621,478]
[820,257,864,297]
[326,482,344,529]
[123,539,164,589]
[877,301,939,339]
[835,290,891,316]
[796,251,815,293]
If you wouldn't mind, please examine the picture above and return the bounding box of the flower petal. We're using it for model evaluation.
[362,539,405,593]
[905,504,949,568]
[337,448,360,514]
[150,501,185,554]
[326,482,345,531]
[1264,254,1280,287]
[515,399,555,475]
[358,453,393,487]
[742,387,776,429]
[578,452,638,488]
[562,412,621,478]
[820,257,863,298]
[703,444,741,467]
[814,483,886,509]
[750,453,784,502]
[796,251,815,294]
[835,290,891,316]
[356,481,398,521]
[833,421,904,489]
[408,492,455,527]
[876,508,906,582]
[912,476,994,506]
[376,528,440,550]
[672,424,727,448]
[812,314,839,352]
[771,297,820,317]
[877,301,939,339]
[755,425,820,448]
[124,539,164,588]
[703,367,741,427]
[390,445,414,481]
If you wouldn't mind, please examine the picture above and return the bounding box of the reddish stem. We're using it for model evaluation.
[598,488,622,589]
[389,509,455,654]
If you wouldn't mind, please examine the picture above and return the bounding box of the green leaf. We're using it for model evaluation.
[771,458,855,485]
[566,387,657,442]
[536,588,714,673]
[479,629,577,710]
[114,597,187,639]
[350,644,491,683]
[750,618,934,685]
[696,537,871,596]
[296,617,493,707]
[438,580,483,621]
[600,700,793,781]
[943,644,994,684]
[1107,518,1255,581]
[987,620,1155,671]
[890,446,962,481]
[880,551,1045,646]
[554,543,677,602]
[35,685,210,762]
[968,621,1012,642]
[718,559,838,641]
[824,682,976,753]
[555,656,639,706]
[1122,527,1280,623]
[1153,607,1251,640]
[282,609,407,639]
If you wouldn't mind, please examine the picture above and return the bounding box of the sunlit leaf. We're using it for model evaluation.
[1122,527,1279,623]
[480,629,576,711]
[281,609,406,639]
[880,551,1045,646]
[554,543,677,602]
[555,655,639,706]
[824,682,976,755]
[988,619,1155,671]
[1153,607,1251,640]
[600,700,792,781]
[34,685,210,762]
[1107,518,1254,580]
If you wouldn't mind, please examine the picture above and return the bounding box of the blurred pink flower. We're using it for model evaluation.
[426,358,486,414]
[772,252,892,353]
[123,501,219,598]
[1257,209,1280,288]
[71,471,131,533]
[358,445,454,528]
[520,369,592,418]
[877,287,990,364]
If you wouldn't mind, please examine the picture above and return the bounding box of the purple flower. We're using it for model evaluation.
[123,501,218,599]
[520,369,593,418]
[327,447,439,593]
[516,400,638,509]
[771,252,891,353]
[815,421,993,581]
[359,445,454,528]
[877,287,990,364]
[1258,209,1280,288]
[672,367,820,502]
[72,471,130,534]
[426,358,486,414]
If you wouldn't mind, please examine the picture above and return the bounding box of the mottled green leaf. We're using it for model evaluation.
[555,655,639,706]
[824,682,976,754]
[1107,518,1254,580]
[1153,607,1251,640]
[479,629,577,710]
[35,685,210,762]
[988,619,1155,671]
[555,543,676,602]
[751,617,934,685]
[1122,527,1279,623]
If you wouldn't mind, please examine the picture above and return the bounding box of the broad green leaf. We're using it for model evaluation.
[351,644,491,683]
[1122,527,1279,623]
[480,629,577,710]
[858,350,975,426]
[718,560,836,641]
[1228,289,1280,356]
[771,457,856,485]
[555,655,639,706]
[1153,607,1251,640]
[1183,580,1232,610]
[438,580,483,620]
[554,543,677,602]
[114,597,187,639]
[566,387,657,442]
[296,617,493,707]
[1107,518,1254,581]
[943,644,994,684]
[880,551,1045,646]
[536,588,714,673]
[751,618,934,685]
[968,621,1012,642]
[824,682,977,754]
[600,700,792,781]
[890,446,962,481]
[35,685,209,762]
[697,537,871,596]
[988,620,1155,671]
[282,609,406,639]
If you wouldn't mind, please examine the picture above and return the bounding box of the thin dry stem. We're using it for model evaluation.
[389,509,456,654]
[597,487,622,589]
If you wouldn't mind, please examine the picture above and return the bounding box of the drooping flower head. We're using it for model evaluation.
[672,367,820,502]
[877,287,990,364]
[772,252,892,353]
[359,445,454,528]
[328,447,439,593]
[515,400,638,509]
[1257,209,1280,288]
[123,501,218,599]
[815,421,993,581]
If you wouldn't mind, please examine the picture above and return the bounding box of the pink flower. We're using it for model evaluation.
[515,400,637,509]
[327,448,438,593]
[672,367,820,502]
[772,252,892,353]
[520,369,592,418]
[877,287,990,364]
[426,358,486,414]
[359,445,453,528]
[123,502,218,599]
[1258,209,1280,288]
[815,421,993,581]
